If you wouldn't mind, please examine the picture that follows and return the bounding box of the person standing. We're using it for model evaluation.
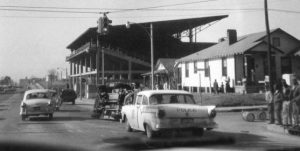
[282,80,291,126]
[290,77,300,127]
[213,79,219,94]
[265,84,274,124]
[273,83,284,125]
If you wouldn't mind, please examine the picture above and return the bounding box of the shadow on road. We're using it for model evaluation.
[102,130,268,150]
[27,116,91,122]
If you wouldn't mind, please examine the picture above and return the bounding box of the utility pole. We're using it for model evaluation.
[150,23,154,90]
[264,0,273,92]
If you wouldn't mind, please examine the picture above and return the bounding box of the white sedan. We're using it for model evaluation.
[121,90,218,138]
[20,89,56,120]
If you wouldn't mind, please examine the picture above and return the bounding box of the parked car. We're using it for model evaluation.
[120,90,218,138]
[19,89,56,120]
[60,89,77,105]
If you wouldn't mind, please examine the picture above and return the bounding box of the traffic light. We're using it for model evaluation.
[97,17,104,34]
[103,15,112,34]
[97,15,112,35]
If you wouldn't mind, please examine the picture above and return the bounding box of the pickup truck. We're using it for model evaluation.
[120,90,218,138]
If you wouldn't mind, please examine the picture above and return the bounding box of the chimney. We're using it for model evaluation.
[227,29,237,45]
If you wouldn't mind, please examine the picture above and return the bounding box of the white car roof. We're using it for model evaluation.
[24,89,54,95]
[137,90,191,98]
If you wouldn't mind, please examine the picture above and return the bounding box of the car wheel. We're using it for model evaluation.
[194,128,204,137]
[145,124,155,139]
[258,112,267,121]
[49,113,53,120]
[125,117,133,132]
[21,115,27,121]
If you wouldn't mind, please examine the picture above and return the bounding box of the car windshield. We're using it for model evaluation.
[149,94,195,105]
[26,92,50,100]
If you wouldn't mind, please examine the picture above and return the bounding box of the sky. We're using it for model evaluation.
[0,0,300,82]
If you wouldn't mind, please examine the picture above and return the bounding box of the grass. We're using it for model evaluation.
[193,93,266,107]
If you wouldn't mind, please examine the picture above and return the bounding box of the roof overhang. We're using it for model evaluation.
[66,15,228,49]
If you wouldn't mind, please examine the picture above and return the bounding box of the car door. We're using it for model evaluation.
[133,95,143,129]
[137,95,148,130]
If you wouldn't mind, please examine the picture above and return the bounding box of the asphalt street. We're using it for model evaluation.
[0,92,300,151]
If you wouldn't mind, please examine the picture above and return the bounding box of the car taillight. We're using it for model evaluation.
[209,109,217,118]
[156,109,165,119]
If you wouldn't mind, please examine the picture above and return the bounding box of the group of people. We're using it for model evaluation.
[213,79,231,94]
[265,76,300,127]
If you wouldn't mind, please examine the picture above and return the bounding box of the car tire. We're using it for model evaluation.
[21,115,27,121]
[145,124,155,139]
[194,128,204,137]
[49,113,53,120]
[125,117,133,132]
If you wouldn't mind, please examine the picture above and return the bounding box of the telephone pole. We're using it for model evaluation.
[264,0,273,92]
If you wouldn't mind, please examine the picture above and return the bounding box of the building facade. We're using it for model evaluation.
[177,28,300,93]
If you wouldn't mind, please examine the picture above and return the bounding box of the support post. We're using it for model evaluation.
[265,0,273,92]
[150,23,154,90]
[101,46,105,85]
[96,35,99,85]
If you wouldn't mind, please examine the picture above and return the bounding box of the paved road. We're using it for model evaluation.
[0,92,300,151]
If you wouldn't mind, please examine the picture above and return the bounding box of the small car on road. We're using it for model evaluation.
[20,89,56,120]
[120,90,218,138]
[60,89,77,105]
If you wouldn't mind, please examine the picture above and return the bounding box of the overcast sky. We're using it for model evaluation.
[0,0,299,81]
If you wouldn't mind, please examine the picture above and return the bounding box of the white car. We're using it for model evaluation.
[120,90,217,138]
[20,89,56,120]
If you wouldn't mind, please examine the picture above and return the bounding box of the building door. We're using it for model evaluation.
[245,56,255,83]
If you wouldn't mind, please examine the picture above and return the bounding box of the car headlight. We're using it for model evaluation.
[21,103,26,108]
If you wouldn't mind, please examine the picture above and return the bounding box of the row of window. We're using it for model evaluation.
[185,58,227,78]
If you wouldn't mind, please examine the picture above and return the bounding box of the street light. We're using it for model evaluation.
[125,21,154,90]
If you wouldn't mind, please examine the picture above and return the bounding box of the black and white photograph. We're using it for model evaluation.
[0,0,300,150]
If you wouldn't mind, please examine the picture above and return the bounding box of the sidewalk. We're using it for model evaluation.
[215,105,267,112]
[75,98,94,110]
[75,97,267,112]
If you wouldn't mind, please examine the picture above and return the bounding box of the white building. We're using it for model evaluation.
[176,28,300,93]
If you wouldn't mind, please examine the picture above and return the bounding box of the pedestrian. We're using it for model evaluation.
[273,83,283,125]
[213,79,219,94]
[163,81,168,90]
[290,77,300,127]
[265,84,274,124]
[281,80,291,126]
[220,82,224,93]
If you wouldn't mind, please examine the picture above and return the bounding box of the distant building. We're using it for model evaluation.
[66,15,228,98]
[177,28,300,93]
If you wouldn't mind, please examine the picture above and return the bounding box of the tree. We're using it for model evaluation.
[0,76,12,85]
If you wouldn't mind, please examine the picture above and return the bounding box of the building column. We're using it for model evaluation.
[90,54,92,72]
[85,55,88,73]
[128,61,132,80]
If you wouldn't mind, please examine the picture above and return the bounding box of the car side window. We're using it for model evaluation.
[136,95,143,105]
[142,96,148,105]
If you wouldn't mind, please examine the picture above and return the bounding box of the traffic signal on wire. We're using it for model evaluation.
[97,14,112,35]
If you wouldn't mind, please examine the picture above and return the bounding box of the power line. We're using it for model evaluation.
[110,0,217,13]
[0,8,101,14]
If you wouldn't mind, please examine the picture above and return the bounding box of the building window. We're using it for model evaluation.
[222,58,227,76]
[272,37,280,47]
[185,62,189,77]
[194,61,197,73]
[204,60,210,77]
[281,57,292,74]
